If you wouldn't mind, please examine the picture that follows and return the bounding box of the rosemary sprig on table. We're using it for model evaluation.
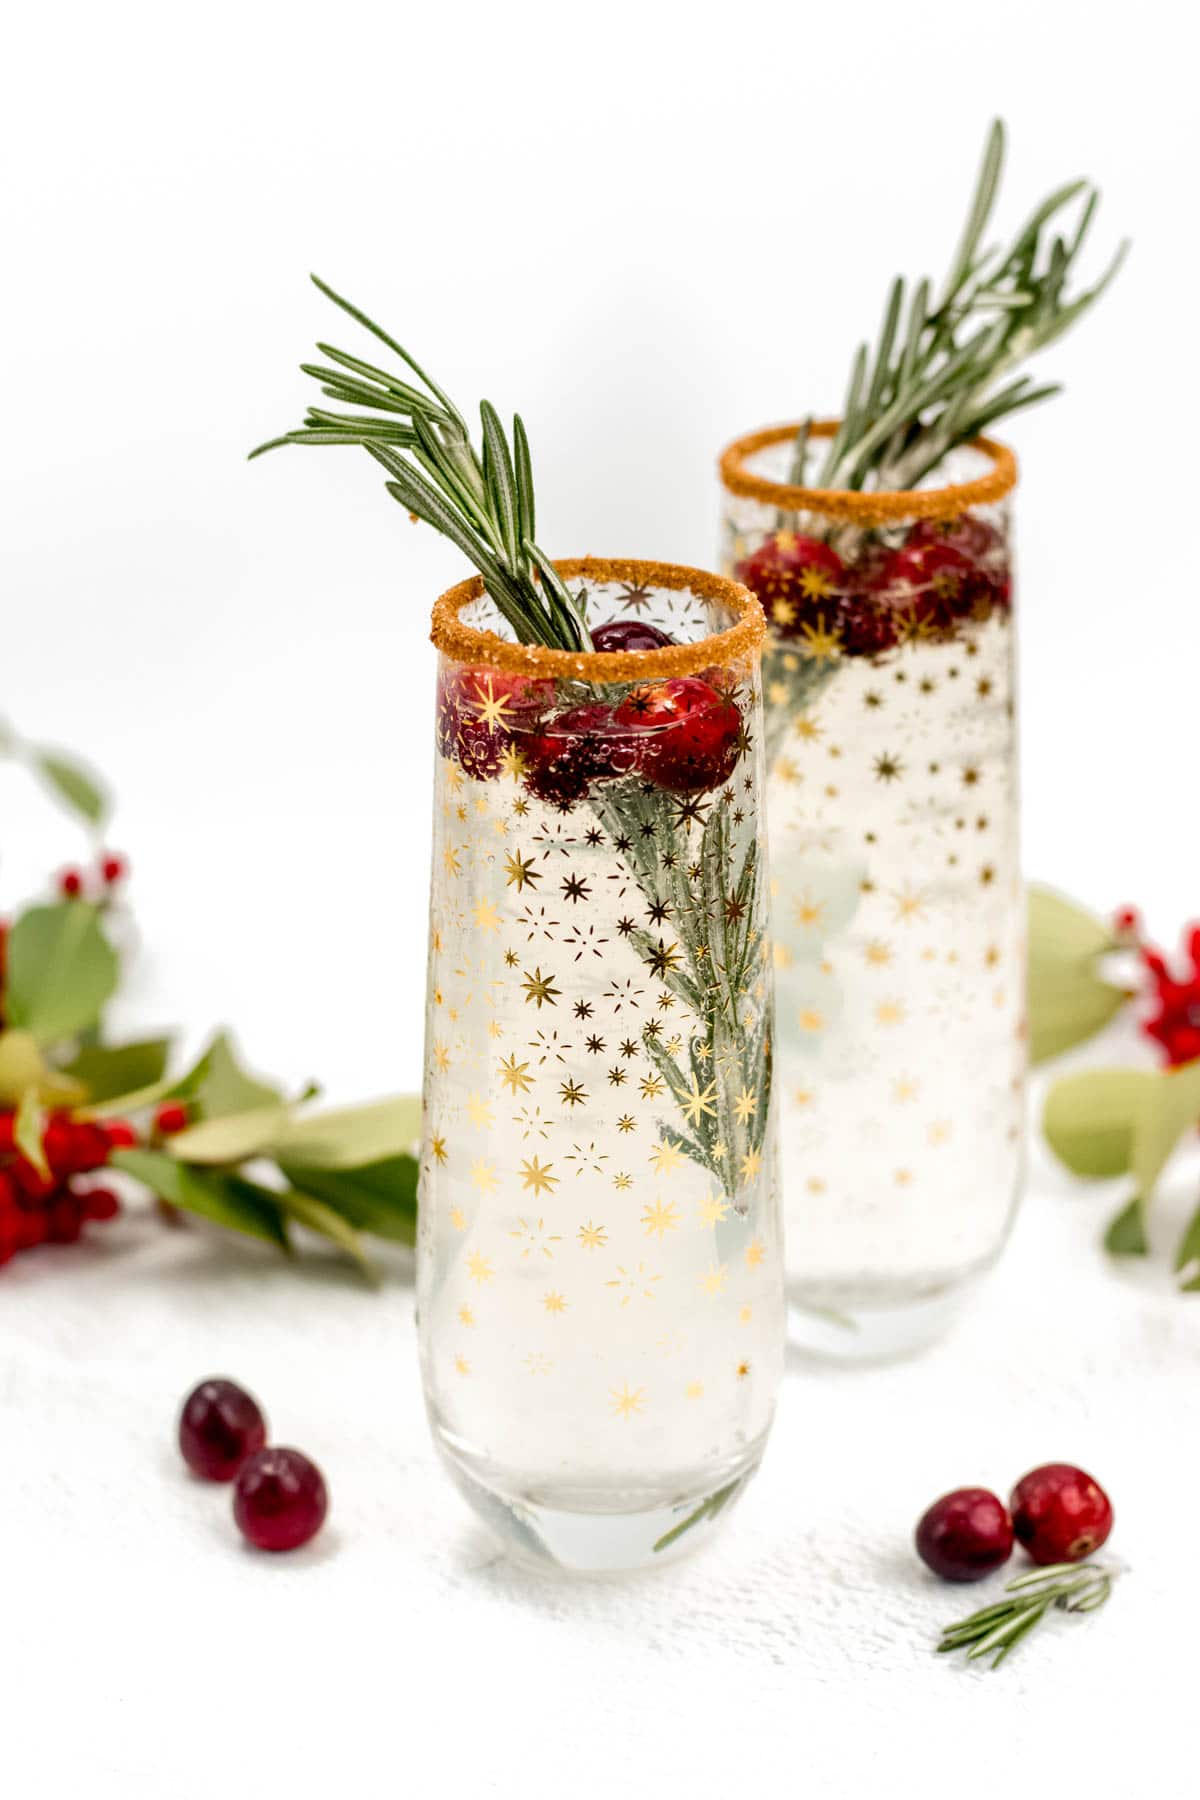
[250,275,592,652]
[798,119,1127,493]
[938,1562,1117,1668]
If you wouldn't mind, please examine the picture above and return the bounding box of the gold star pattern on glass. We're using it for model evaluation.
[606,1262,662,1306]
[641,1198,681,1240]
[648,1139,685,1178]
[609,1382,647,1420]
[498,1054,534,1095]
[510,1217,561,1260]
[676,1074,719,1126]
[697,1192,731,1229]
[521,966,561,1009]
[518,1155,558,1196]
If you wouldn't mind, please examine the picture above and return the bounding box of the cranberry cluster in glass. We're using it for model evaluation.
[436,619,746,810]
[735,510,1010,658]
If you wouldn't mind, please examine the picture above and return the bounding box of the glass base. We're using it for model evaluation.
[787,1278,978,1365]
[434,1429,766,1574]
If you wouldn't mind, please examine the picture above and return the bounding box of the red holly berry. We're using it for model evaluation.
[47,1195,83,1244]
[12,1158,57,1202]
[613,677,742,794]
[1010,1464,1113,1565]
[233,1446,328,1552]
[102,1119,138,1151]
[16,1209,50,1250]
[179,1378,268,1483]
[915,1487,1014,1582]
[100,852,127,886]
[155,1101,190,1136]
[58,868,84,899]
[735,532,845,639]
[1140,925,1200,1067]
[590,620,676,654]
[81,1186,121,1222]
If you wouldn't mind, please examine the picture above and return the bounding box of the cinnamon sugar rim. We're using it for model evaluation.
[430,556,765,683]
[718,420,1017,525]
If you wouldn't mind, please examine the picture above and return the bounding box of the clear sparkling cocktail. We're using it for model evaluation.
[720,427,1023,1359]
[417,561,783,1570]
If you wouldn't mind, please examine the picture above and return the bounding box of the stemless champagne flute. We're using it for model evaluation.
[417,558,784,1571]
[719,423,1024,1361]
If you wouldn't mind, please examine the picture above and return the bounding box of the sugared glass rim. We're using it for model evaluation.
[718,419,1018,526]
[430,556,765,684]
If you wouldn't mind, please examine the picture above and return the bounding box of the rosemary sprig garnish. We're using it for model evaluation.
[250,275,592,653]
[255,278,770,1193]
[800,119,1127,493]
[938,1562,1117,1668]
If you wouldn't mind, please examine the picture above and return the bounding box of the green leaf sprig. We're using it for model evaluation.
[95,1034,422,1271]
[0,718,109,829]
[251,275,592,653]
[938,1562,1116,1669]
[800,119,1127,493]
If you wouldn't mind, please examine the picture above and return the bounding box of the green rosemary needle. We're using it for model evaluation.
[250,274,593,655]
[938,1561,1117,1669]
[801,119,1128,494]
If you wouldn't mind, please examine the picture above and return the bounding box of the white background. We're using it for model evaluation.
[2,3,1197,1795]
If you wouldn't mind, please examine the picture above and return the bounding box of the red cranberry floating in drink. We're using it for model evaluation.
[436,666,553,779]
[1010,1463,1113,1565]
[735,532,844,637]
[906,511,1002,566]
[590,619,676,654]
[614,677,742,794]
[178,1378,268,1483]
[234,1446,328,1552]
[915,1486,1014,1582]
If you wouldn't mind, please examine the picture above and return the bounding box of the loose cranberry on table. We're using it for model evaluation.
[915,1487,1014,1582]
[234,1446,328,1552]
[1010,1464,1113,1565]
[589,619,675,653]
[178,1378,268,1482]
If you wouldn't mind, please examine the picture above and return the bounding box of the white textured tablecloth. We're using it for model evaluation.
[3,1104,1196,1799]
